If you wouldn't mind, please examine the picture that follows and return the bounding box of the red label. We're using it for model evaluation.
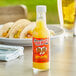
[33,37,49,63]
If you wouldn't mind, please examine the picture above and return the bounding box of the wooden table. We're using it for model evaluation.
[0,37,76,76]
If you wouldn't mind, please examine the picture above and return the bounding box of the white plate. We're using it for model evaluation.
[0,25,64,46]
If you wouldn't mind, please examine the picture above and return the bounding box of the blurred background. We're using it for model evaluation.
[0,0,59,24]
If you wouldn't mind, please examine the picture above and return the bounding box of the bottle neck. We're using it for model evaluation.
[36,12,46,25]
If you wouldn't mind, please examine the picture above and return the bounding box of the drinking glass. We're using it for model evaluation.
[57,0,75,37]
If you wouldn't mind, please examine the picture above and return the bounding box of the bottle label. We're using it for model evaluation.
[33,37,49,63]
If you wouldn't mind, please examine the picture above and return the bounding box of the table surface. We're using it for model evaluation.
[0,37,76,76]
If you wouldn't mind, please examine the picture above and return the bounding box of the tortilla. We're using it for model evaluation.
[50,30,55,36]
[20,22,36,39]
[0,22,14,38]
[9,19,31,38]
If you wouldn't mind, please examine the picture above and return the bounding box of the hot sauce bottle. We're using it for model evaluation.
[32,5,50,71]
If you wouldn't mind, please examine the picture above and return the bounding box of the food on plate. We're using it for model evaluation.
[0,22,14,38]
[50,30,55,36]
[0,19,56,39]
[9,19,31,38]
[20,22,36,39]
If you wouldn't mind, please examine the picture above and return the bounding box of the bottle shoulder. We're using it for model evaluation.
[32,27,50,38]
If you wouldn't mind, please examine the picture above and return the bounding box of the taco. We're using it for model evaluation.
[0,22,14,38]
[50,30,55,36]
[20,22,36,39]
[9,19,31,38]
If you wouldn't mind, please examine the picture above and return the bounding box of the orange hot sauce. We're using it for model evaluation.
[32,5,50,71]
